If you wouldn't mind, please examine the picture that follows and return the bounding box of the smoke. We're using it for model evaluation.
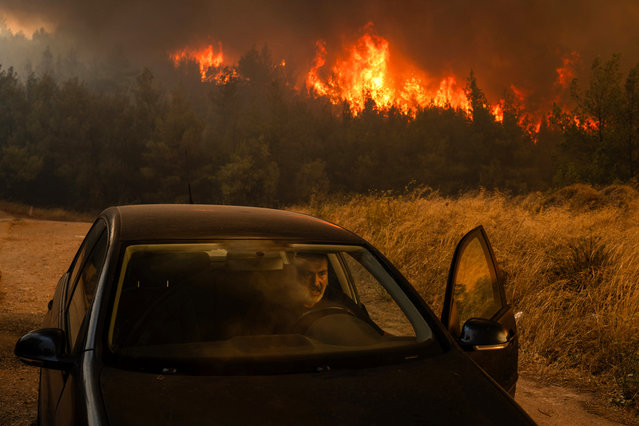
[2,0,639,107]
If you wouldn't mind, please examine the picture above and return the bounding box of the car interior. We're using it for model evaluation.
[108,243,427,358]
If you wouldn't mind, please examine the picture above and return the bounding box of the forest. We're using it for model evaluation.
[1,46,639,211]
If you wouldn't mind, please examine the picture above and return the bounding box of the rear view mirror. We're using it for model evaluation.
[458,318,511,351]
[14,328,74,370]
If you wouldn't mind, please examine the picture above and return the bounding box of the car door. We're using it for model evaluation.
[40,219,108,425]
[441,226,518,395]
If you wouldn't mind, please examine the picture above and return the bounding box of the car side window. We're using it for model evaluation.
[67,222,104,294]
[65,224,108,350]
[452,235,502,327]
[342,252,416,337]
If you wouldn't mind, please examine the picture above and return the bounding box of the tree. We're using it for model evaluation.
[555,54,629,184]
[216,136,279,206]
[620,63,639,180]
[142,91,204,203]
[237,45,274,85]
[0,66,25,143]
[579,55,622,147]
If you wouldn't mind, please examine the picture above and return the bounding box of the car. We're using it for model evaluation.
[15,204,534,425]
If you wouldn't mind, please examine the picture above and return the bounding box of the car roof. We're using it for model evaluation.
[101,204,366,244]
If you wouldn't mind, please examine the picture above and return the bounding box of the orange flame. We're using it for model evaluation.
[171,43,225,81]
[167,26,536,128]
[306,40,330,97]
[305,25,498,118]
[492,103,504,123]
[432,76,470,113]
[556,51,579,89]
[307,32,396,112]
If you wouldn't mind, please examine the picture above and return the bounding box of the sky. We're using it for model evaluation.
[2,0,639,108]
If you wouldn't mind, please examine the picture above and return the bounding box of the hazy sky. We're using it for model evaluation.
[2,0,639,107]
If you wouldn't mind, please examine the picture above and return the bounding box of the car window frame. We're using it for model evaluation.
[63,219,109,352]
[441,226,507,337]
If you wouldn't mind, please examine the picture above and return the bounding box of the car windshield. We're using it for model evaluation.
[107,241,433,371]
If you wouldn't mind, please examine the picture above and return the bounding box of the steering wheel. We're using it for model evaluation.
[291,305,354,334]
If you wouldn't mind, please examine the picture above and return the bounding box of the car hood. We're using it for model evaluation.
[99,348,532,425]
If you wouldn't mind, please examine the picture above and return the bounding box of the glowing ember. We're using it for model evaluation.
[171,43,225,81]
[574,116,598,130]
[492,103,504,123]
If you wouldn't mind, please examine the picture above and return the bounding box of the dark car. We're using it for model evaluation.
[15,204,533,425]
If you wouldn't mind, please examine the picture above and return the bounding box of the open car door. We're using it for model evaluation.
[441,226,518,396]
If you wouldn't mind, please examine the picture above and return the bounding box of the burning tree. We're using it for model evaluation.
[551,54,639,185]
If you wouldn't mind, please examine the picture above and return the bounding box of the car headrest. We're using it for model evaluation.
[124,251,211,289]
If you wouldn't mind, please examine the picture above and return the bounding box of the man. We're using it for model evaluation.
[293,253,329,308]
[290,252,383,341]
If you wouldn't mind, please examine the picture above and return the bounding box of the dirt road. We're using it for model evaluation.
[0,216,90,425]
[0,215,635,425]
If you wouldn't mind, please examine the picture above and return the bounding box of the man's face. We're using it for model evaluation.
[295,256,328,307]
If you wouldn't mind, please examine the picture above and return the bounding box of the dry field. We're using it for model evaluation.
[1,189,638,424]
[296,184,639,420]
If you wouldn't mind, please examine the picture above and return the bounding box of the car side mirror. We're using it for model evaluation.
[458,318,511,351]
[14,328,74,370]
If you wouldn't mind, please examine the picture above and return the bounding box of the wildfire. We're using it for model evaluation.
[166,25,565,130]
[304,25,494,118]
[170,43,225,81]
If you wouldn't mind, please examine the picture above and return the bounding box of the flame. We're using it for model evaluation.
[307,33,396,112]
[306,40,329,97]
[432,76,470,112]
[492,103,504,123]
[305,25,496,118]
[556,51,579,89]
[170,43,225,81]
[166,25,572,134]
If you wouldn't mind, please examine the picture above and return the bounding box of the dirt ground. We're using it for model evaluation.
[0,213,636,425]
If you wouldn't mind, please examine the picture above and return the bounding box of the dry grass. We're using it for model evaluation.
[293,184,639,412]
